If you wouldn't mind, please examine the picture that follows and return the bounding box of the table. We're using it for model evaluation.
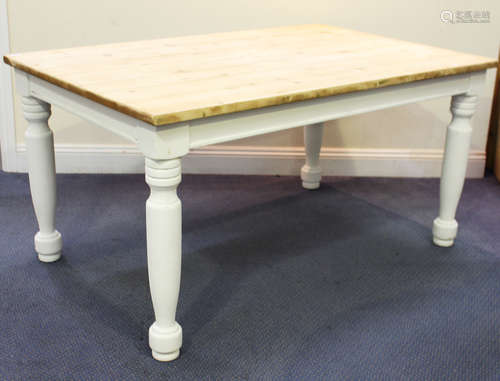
[4,25,497,361]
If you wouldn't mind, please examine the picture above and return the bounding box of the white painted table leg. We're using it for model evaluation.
[145,157,183,361]
[301,123,324,190]
[433,93,476,247]
[23,96,62,262]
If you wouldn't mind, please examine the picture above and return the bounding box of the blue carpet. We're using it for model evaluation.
[1,171,500,380]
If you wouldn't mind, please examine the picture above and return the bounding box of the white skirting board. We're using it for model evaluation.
[11,144,485,178]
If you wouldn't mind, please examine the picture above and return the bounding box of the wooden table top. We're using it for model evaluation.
[4,25,497,126]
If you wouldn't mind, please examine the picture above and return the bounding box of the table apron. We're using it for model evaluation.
[15,70,485,159]
[188,72,484,148]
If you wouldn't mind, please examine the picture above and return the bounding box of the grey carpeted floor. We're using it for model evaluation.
[1,170,500,380]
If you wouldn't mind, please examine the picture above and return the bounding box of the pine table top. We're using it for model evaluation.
[4,25,497,126]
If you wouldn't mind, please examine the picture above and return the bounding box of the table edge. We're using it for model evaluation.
[3,55,497,127]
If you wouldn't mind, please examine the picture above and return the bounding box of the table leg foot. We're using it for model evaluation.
[152,350,180,362]
[432,217,457,247]
[149,322,182,362]
[301,167,321,190]
[35,230,62,262]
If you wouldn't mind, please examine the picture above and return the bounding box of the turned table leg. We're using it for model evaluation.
[145,157,183,361]
[301,123,324,190]
[433,93,476,247]
[23,96,62,263]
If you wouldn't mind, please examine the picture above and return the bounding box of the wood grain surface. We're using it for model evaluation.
[4,25,497,126]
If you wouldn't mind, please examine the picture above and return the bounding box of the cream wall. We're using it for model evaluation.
[6,0,500,168]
